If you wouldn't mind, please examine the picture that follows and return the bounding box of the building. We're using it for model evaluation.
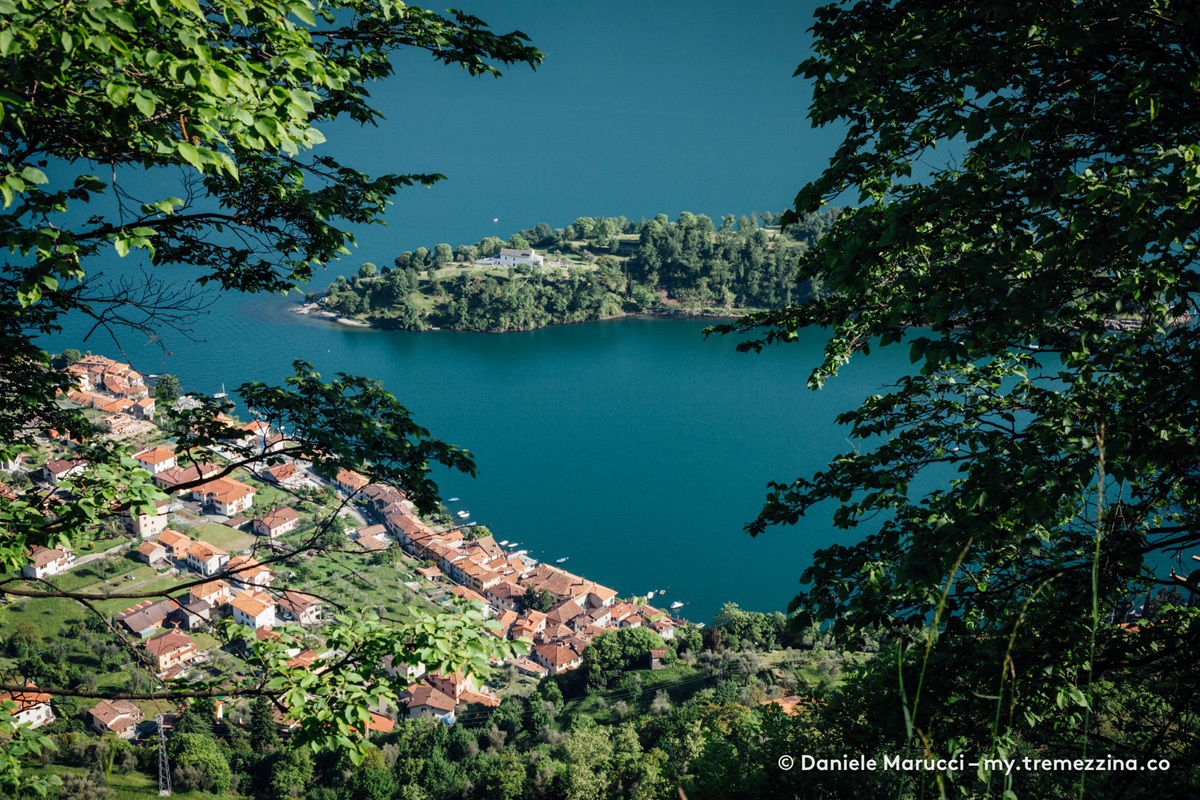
[188,579,231,608]
[113,598,180,638]
[252,507,300,538]
[0,685,54,728]
[153,462,221,491]
[124,498,173,537]
[276,590,323,626]
[510,656,549,680]
[495,248,544,267]
[263,462,306,487]
[156,529,192,560]
[225,556,272,590]
[132,396,156,420]
[531,642,583,675]
[193,476,256,515]
[229,591,275,629]
[142,630,199,673]
[134,540,168,566]
[334,468,369,496]
[186,541,229,576]
[405,684,456,722]
[41,458,86,484]
[87,699,143,738]
[22,545,75,579]
[133,446,177,475]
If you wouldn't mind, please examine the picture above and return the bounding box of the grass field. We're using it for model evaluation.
[192,522,255,553]
[38,764,247,799]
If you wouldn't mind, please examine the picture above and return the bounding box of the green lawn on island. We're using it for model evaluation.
[192,522,256,553]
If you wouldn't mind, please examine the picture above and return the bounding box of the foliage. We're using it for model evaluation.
[168,733,232,795]
[581,627,666,690]
[519,588,554,614]
[321,208,841,332]
[152,374,182,409]
[713,0,1200,794]
[0,0,541,787]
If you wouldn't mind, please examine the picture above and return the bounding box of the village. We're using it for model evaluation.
[1,353,688,740]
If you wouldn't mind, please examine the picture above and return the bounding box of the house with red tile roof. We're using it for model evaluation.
[405,684,456,721]
[252,506,299,538]
[134,446,177,474]
[334,468,369,496]
[226,555,273,589]
[22,545,75,579]
[0,685,54,728]
[142,630,199,672]
[193,476,256,515]
[263,462,306,487]
[135,540,168,566]
[532,643,583,675]
[186,541,229,576]
[276,590,323,626]
[229,591,275,629]
[156,529,192,559]
[87,699,143,738]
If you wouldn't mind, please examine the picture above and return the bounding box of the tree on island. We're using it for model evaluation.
[715,0,1200,795]
[0,0,541,791]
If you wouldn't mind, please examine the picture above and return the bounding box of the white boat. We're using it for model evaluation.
[515,549,528,555]
[448,497,460,502]
[670,601,684,609]
[696,622,705,629]
[456,511,469,518]
[499,540,509,546]
[646,591,655,599]
[555,557,569,564]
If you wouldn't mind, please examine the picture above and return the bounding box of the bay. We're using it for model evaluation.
[47,293,912,622]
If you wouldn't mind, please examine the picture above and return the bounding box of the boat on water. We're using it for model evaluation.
[448,497,459,502]
[515,549,528,556]
[499,540,509,546]
[670,601,684,609]
[555,557,569,564]
[696,622,705,629]
[456,511,469,518]
[646,591,656,599]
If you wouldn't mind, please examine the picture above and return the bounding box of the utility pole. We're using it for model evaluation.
[156,714,172,797]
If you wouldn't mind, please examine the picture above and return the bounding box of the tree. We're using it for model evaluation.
[152,374,181,409]
[520,587,554,613]
[250,695,280,755]
[358,262,377,279]
[53,349,83,370]
[716,0,1200,795]
[0,0,541,790]
[169,733,232,795]
[433,243,453,267]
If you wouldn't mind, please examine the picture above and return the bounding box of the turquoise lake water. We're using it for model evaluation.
[48,291,913,622]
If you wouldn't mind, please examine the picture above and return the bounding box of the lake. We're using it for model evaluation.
[48,292,913,622]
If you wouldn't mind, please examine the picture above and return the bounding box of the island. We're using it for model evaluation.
[298,209,840,333]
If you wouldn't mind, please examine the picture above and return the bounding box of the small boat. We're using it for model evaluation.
[555,557,569,564]
[448,497,460,502]
[646,591,655,599]
[499,540,509,546]
[515,549,528,556]
[670,601,684,609]
[456,511,469,518]
[696,622,705,629]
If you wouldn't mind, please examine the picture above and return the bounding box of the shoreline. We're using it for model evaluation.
[288,301,747,333]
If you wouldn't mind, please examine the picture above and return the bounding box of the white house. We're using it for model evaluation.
[23,545,75,579]
[185,541,229,576]
[1,686,54,728]
[229,591,275,629]
[494,248,544,268]
[133,446,176,475]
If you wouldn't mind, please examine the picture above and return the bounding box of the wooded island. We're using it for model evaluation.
[307,210,840,332]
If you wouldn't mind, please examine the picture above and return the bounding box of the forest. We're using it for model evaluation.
[315,210,841,332]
